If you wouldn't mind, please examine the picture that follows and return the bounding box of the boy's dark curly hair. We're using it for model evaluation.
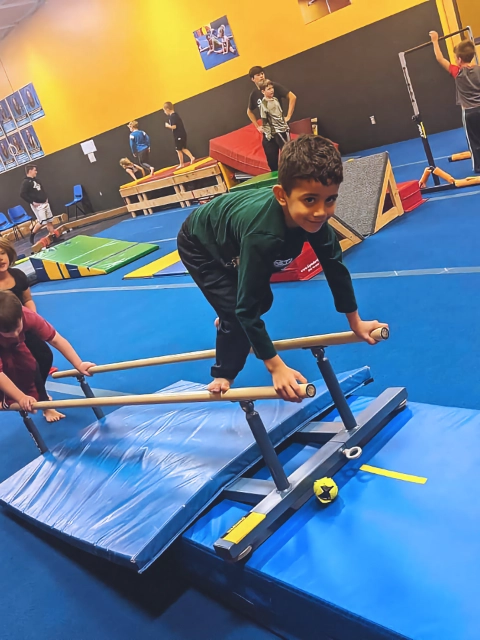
[278,135,343,195]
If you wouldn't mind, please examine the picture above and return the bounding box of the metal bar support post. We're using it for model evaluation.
[240,400,290,492]
[76,375,105,420]
[20,410,48,454]
[311,347,357,431]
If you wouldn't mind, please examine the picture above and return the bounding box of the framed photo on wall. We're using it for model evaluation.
[298,0,351,25]
[194,16,239,70]
[20,125,44,159]
[0,99,16,134]
[7,131,30,164]
[6,91,30,128]
[0,137,16,169]
[19,83,44,121]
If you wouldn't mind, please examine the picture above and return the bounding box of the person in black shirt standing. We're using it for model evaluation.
[163,102,195,168]
[247,66,297,172]
[20,165,57,245]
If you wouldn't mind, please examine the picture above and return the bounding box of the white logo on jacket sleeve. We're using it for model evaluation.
[273,258,293,268]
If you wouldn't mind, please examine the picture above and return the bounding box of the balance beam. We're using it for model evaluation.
[53,328,389,379]
[11,384,316,412]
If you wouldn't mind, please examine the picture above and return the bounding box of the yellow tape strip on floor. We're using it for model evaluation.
[360,464,427,485]
[123,250,180,279]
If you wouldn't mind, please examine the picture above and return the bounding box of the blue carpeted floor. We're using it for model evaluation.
[0,127,479,639]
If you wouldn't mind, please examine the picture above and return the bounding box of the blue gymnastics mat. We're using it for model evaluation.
[182,396,480,640]
[0,369,369,573]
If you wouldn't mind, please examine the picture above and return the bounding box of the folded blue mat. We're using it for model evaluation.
[0,369,370,572]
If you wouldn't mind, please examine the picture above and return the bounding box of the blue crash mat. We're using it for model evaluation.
[183,397,480,640]
[0,369,370,572]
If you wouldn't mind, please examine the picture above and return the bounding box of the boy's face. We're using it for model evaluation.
[262,84,275,99]
[252,72,265,85]
[163,108,172,115]
[0,319,23,338]
[273,179,340,234]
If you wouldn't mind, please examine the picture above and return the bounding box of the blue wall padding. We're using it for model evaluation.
[183,397,480,640]
[0,369,370,573]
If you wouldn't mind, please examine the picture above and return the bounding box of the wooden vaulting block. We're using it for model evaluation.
[336,153,404,237]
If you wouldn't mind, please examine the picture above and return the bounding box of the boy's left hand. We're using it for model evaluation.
[77,361,96,376]
[349,319,389,345]
[429,31,439,42]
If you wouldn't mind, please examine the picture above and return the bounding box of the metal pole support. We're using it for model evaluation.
[76,375,105,420]
[311,347,357,431]
[19,411,48,454]
[240,400,290,492]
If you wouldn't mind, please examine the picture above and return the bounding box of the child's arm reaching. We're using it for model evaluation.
[429,31,451,72]
[48,332,95,377]
[0,372,36,411]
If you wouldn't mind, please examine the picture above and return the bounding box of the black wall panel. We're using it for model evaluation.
[0,1,460,218]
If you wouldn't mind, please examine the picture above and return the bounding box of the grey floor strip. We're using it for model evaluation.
[392,154,451,169]
[32,266,480,297]
[426,190,480,201]
[33,283,197,295]
[313,266,480,281]
[46,381,130,397]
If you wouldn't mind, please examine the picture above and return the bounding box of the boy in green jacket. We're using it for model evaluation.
[177,135,387,401]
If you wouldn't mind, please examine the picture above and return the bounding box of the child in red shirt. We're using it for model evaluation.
[0,291,94,421]
[430,31,480,173]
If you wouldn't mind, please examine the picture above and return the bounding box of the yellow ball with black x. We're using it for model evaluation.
[313,477,338,504]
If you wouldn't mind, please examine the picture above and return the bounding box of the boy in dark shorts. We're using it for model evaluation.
[163,102,195,168]
[430,31,480,173]
[0,291,94,418]
[177,135,387,402]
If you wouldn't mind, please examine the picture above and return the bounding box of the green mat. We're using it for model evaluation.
[230,171,278,192]
[31,235,158,282]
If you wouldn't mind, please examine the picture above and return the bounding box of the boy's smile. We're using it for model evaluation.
[273,180,340,233]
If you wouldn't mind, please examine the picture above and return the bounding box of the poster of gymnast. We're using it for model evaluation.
[0,137,17,169]
[21,125,44,160]
[298,0,351,25]
[194,16,238,70]
[7,130,30,165]
[6,91,30,128]
[19,83,45,121]
[0,99,16,134]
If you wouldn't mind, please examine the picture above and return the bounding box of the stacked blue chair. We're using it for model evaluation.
[7,205,32,240]
[65,185,87,219]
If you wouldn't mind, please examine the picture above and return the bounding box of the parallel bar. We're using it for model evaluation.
[53,328,389,379]
[214,387,407,561]
[10,384,316,411]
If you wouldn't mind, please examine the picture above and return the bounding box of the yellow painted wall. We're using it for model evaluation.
[455,0,480,37]
[0,0,428,155]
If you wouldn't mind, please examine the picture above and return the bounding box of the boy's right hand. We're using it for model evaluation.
[18,394,37,413]
[429,31,439,42]
[265,356,307,403]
